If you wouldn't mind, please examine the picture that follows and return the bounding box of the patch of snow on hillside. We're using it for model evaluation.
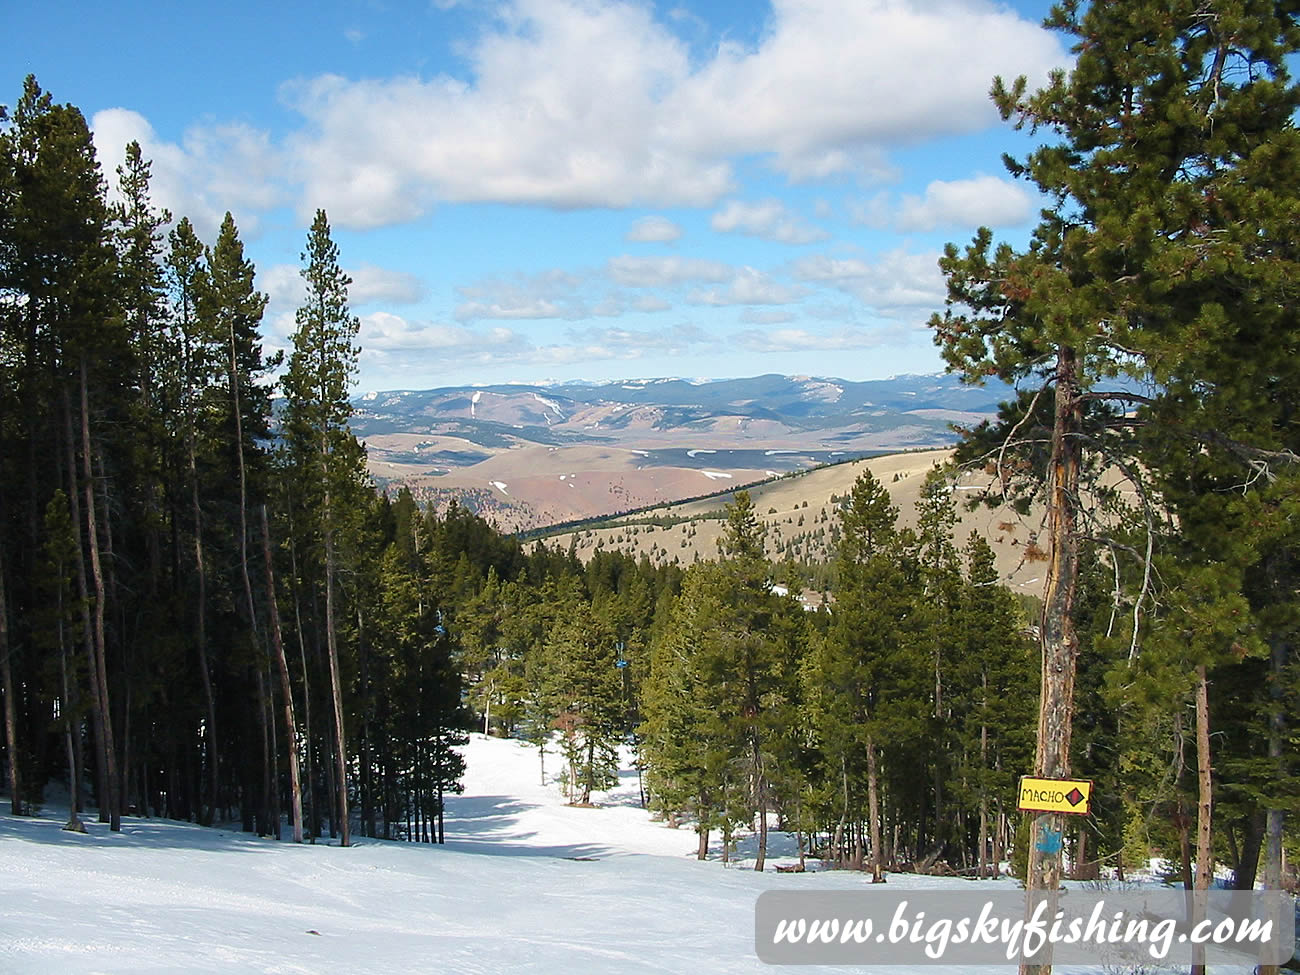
[490,481,509,495]
[687,449,716,458]
[532,393,565,419]
[471,389,482,418]
[764,449,796,456]
[701,470,732,480]
[361,390,378,401]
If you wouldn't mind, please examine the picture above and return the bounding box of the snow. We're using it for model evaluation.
[490,480,509,495]
[686,449,715,458]
[701,470,732,480]
[532,393,565,418]
[0,735,1245,974]
[471,390,482,417]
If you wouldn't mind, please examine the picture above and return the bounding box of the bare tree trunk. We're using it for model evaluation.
[81,358,120,832]
[1022,347,1082,975]
[697,825,710,860]
[262,505,303,843]
[0,562,20,816]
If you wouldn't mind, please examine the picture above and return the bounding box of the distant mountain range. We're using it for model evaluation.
[349,373,1013,532]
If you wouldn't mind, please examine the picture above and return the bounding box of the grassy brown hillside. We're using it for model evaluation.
[542,448,1054,596]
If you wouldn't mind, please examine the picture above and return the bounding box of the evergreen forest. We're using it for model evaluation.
[1,0,1297,913]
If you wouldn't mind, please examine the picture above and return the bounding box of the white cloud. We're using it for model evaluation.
[260,264,305,309]
[259,261,422,311]
[92,1,1064,232]
[625,216,684,243]
[792,249,945,315]
[565,323,710,356]
[607,255,731,287]
[348,264,427,305]
[360,312,519,352]
[631,294,672,312]
[739,308,797,325]
[274,0,1063,225]
[92,108,281,240]
[732,325,897,353]
[660,0,1063,181]
[455,269,588,321]
[710,199,827,244]
[861,174,1036,232]
[688,267,805,306]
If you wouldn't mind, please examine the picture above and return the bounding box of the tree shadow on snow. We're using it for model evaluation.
[441,794,611,860]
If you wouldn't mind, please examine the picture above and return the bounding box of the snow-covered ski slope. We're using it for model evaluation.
[0,735,1256,973]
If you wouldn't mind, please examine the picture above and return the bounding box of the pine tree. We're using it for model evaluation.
[281,209,366,847]
[929,5,1300,937]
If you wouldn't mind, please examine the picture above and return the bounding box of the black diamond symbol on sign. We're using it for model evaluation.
[1066,788,1085,807]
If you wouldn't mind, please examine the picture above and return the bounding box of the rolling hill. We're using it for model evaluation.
[352,373,1014,533]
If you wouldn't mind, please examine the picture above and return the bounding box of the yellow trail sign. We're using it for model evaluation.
[1017,776,1093,815]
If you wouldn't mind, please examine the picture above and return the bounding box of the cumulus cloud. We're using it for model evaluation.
[455,269,589,321]
[739,308,798,325]
[688,267,806,307]
[710,198,827,244]
[732,325,897,354]
[259,261,422,311]
[95,1,1064,231]
[625,215,684,243]
[859,174,1037,232]
[607,255,731,287]
[564,323,711,356]
[275,0,1063,225]
[792,249,944,315]
[92,108,282,240]
[353,312,714,383]
[348,264,427,305]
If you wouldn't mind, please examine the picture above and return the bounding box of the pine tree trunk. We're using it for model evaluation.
[1191,665,1213,975]
[324,487,349,847]
[60,613,85,827]
[65,395,109,824]
[187,429,218,826]
[255,665,272,835]
[867,735,883,882]
[288,528,316,842]
[0,563,20,816]
[1259,639,1287,975]
[697,825,710,860]
[81,358,120,833]
[261,505,303,843]
[1021,347,1082,975]
[754,734,767,872]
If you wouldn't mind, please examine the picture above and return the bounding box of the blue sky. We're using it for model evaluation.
[4,0,1068,391]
